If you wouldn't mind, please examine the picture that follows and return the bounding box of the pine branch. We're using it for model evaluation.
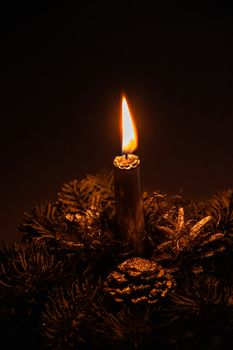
[0,242,64,298]
[57,170,114,214]
[93,306,158,349]
[19,202,86,253]
[41,276,102,349]
[19,202,65,239]
[207,189,233,236]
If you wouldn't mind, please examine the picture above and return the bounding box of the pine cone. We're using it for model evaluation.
[104,257,175,304]
[155,207,225,262]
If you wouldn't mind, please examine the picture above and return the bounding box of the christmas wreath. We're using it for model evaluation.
[1,171,233,349]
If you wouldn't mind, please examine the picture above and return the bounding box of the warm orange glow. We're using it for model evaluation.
[122,96,138,154]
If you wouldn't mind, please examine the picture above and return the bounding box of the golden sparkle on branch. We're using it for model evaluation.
[122,96,138,154]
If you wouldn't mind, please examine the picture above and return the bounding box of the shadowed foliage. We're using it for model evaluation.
[1,172,233,349]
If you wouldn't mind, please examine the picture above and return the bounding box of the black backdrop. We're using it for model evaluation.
[0,2,232,242]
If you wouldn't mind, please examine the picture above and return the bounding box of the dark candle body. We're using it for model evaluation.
[113,154,145,255]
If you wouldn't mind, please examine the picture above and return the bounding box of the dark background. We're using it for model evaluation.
[0,3,232,242]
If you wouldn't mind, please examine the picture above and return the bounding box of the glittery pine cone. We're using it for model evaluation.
[104,257,175,304]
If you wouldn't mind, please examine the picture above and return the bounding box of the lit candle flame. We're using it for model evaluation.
[122,96,138,154]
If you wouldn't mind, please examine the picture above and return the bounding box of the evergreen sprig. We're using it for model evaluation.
[19,202,66,241]
[168,264,233,349]
[41,276,102,349]
[207,189,233,236]
[57,171,114,214]
[93,306,158,350]
[0,242,63,297]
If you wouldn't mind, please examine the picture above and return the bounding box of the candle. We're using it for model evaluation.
[113,96,145,255]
